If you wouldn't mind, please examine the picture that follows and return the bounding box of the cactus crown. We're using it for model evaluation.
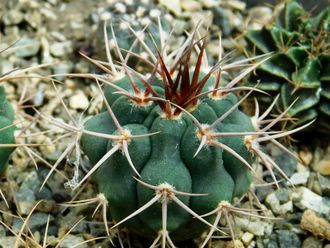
[122,37,218,117]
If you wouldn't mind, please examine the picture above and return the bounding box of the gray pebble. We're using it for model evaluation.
[277,230,301,248]
[60,234,87,248]
[0,236,17,248]
[289,171,310,186]
[15,188,36,215]
[235,215,274,236]
[266,190,293,215]
[20,170,41,193]
[3,9,24,25]
[267,234,279,248]
[275,189,290,203]
[15,171,42,215]
[212,7,231,37]
[0,60,14,76]
[15,38,40,58]
[50,41,72,57]
[12,218,24,233]
[33,84,46,106]
[0,225,6,237]
[267,230,302,248]
[52,62,73,80]
[302,236,323,248]
[36,186,53,200]
[317,173,330,197]
[28,213,54,232]
[274,152,297,178]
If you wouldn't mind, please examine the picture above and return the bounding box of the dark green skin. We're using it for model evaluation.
[0,86,15,174]
[81,75,255,241]
[137,117,192,232]
[245,0,330,132]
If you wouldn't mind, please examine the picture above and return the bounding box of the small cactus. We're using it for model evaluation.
[0,85,15,174]
[82,52,253,242]
[74,22,309,245]
[245,0,330,132]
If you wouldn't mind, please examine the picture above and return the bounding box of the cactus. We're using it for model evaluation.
[26,22,309,246]
[81,50,254,242]
[245,0,330,132]
[72,21,311,245]
[0,85,15,174]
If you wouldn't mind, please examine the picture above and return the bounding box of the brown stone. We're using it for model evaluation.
[300,209,330,241]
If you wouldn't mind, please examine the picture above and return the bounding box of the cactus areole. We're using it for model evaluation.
[81,37,256,241]
[0,86,15,174]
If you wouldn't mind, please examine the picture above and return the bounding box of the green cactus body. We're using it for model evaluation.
[81,66,255,241]
[0,86,15,174]
[245,0,330,132]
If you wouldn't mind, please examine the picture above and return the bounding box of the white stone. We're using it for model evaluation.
[69,91,89,110]
[241,232,254,246]
[248,6,273,28]
[0,237,20,247]
[141,17,151,26]
[50,41,72,57]
[200,0,219,8]
[100,12,111,21]
[288,171,310,185]
[61,235,87,248]
[40,8,57,20]
[265,192,293,215]
[190,11,213,28]
[114,2,126,13]
[235,216,274,236]
[181,0,202,11]
[46,0,57,4]
[3,9,24,25]
[150,9,162,18]
[0,61,14,75]
[159,0,182,16]
[225,0,246,11]
[136,6,146,18]
[33,84,45,106]
[292,187,330,217]
[15,38,40,58]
